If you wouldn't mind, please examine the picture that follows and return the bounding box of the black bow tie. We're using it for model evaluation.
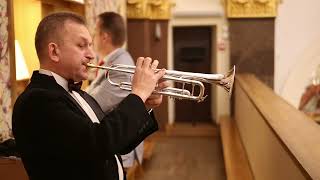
[68,80,83,92]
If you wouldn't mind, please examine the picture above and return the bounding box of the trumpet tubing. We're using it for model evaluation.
[86,63,235,102]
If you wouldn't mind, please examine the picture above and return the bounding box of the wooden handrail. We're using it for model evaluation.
[236,74,320,179]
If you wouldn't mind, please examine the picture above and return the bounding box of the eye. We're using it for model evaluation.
[78,43,86,48]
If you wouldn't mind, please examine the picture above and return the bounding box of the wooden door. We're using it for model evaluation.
[173,26,214,124]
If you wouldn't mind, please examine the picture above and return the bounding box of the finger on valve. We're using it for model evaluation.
[132,57,157,102]
[142,57,152,69]
[150,60,159,70]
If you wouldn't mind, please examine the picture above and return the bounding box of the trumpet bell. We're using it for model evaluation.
[216,66,235,97]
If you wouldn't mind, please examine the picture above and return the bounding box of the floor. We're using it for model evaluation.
[137,125,226,180]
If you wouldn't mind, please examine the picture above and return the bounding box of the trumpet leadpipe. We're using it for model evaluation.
[87,63,231,81]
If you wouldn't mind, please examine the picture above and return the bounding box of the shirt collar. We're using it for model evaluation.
[39,69,69,92]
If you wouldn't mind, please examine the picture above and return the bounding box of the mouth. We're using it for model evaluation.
[81,62,89,71]
[82,61,89,66]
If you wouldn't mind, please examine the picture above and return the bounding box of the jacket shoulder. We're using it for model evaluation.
[14,86,63,109]
[111,50,134,65]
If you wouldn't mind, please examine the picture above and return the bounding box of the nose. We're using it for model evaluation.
[85,47,95,62]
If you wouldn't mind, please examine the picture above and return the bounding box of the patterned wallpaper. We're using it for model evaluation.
[0,0,12,142]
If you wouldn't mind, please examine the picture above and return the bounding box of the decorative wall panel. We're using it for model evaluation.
[0,0,12,142]
[224,0,280,18]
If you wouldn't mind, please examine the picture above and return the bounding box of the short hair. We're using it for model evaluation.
[35,12,86,60]
[98,12,126,47]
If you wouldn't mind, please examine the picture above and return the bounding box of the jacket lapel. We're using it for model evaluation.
[63,93,91,119]
[78,91,105,121]
[30,71,91,121]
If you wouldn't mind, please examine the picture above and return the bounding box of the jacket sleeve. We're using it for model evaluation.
[97,94,158,155]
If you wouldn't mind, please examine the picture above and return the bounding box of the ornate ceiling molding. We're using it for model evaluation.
[127,0,175,20]
[223,0,280,18]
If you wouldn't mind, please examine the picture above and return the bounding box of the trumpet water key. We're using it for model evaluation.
[86,63,235,102]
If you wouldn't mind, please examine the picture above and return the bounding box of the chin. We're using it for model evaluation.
[75,74,88,82]
[82,74,89,80]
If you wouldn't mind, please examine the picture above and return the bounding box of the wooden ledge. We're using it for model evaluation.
[0,157,28,180]
[220,116,254,180]
[237,74,320,179]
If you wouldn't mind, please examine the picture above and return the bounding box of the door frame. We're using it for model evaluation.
[167,16,231,125]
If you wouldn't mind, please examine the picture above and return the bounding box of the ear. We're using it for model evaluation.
[102,32,111,42]
[48,43,60,63]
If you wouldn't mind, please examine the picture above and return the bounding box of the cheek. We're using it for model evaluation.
[63,48,80,60]
[93,37,99,48]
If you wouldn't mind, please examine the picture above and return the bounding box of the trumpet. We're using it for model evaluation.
[87,63,235,102]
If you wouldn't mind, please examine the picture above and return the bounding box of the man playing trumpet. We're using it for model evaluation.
[12,12,166,180]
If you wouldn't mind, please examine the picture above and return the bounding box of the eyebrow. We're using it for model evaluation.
[78,36,92,44]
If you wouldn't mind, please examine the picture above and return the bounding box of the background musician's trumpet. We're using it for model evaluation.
[87,63,235,102]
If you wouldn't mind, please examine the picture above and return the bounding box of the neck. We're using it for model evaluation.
[40,63,67,80]
[40,62,53,72]
[100,44,120,58]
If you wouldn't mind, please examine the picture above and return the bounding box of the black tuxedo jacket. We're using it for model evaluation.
[12,71,158,180]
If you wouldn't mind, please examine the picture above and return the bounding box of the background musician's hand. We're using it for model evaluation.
[299,84,320,110]
[131,57,166,102]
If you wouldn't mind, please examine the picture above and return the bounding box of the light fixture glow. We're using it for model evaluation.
[15,40,30,80]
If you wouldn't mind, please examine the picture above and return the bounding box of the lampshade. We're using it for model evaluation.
[15,40,30,80]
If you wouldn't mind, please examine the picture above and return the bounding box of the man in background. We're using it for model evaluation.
[87,12,145,170]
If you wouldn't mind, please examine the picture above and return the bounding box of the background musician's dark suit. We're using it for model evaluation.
[87,12,144,168]
[12,12,166,180]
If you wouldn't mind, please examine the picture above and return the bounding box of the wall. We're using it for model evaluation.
[13,0,88,77]
[275,0,320,107]
[173,0,223,17]
[229,18,274,88]
[13,0,42,74]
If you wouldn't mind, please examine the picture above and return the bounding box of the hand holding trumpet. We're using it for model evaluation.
[131,57,166,104]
